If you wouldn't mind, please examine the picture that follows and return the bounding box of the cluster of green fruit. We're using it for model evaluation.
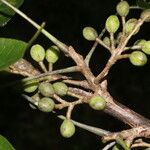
[24,81,68,112]
[82,1,150,67]
[24,77,107,137]
[30,44,60,64]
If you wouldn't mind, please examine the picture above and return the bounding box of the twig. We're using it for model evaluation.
[26,22,46,50]
[58,115,110,136]
[102,142,116,150]
[85,28,106,66]
[63,79,90,89]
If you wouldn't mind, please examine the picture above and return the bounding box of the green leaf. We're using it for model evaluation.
[0,135,15,150]
[137,0,150,9]
[0,0,24,26]
[0,38,27,70]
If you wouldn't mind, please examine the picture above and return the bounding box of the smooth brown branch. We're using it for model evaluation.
[131,141,150,149]
[94,54,117,84]
[102,126,150,143]
[68,87,92,98]
[67,46,96,88]
[63,79,90,89]
[104,98,150,127]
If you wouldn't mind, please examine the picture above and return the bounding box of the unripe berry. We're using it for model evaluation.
[39,82,55,97]
[129,51,147,66]
[124,19,139,35]
[38,97,55,112]
[30,44,45,62]
[89,96,106,110]
[23,79,39,93]
[60,119,75,138]
[116,1,130,17]
[82,27,98,41]
[140,9,150,22]
[105,15,120,33]
[134,39,146,47]
[53,82,68,96]
[103,37,110,47]
[142,41,150,55]
[45,46,60,63]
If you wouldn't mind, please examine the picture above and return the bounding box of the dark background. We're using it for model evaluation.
[0,0,150,149]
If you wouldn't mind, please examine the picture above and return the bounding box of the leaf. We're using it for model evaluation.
[0,0,24,26]
[136,0,150,9]
[0,38,27,71]
[0,135,15,150]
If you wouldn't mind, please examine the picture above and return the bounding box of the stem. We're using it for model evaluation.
[58,115,110,136]
[48,62,53,72]
[85,28,106,66]
[96,37,111,51]
[102,142,116,150]
[38,61,47,72]
[27,22,46,50]
[0,0,68,53]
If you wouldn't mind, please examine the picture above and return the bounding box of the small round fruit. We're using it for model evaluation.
[38,97,55,112]
[140,9,150,22]
[103,37,110,47]
[30,44,45,62]
[105,15,120,33]
[60,119,75,138]
[45,46,60,63]
[53,82,68,96]
[116,1,130,17]
[142,41,150,55]
[124,18,139,35]
[23,79,39,93]
[129,51,147,66]
[39,82,55,97]
[89,96,106,110]
[82,27,98,41]
[134,39,146,47]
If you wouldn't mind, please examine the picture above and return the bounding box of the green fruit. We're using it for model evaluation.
[45,45,60,63]
[134,39,146,47]
[129,51,147,66]
[60,119,75,138]
[105,15,120,33]
[23,79,39,93]
[53,82,68,96]
[142,41,150,55]
[140,9,150,22]
[124,18,139,35]
[39,82,55,97]
[82,27,98,41]
[89,96,106,110]
[30,44,45,62]
[103,37,110,47]
[116,1,130,17]
[38,97,55,112]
